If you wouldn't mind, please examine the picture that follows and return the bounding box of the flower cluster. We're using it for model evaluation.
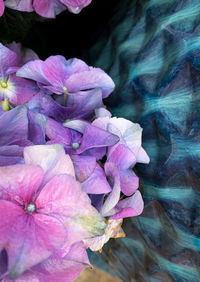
[0,0,92,18]
[0,42,149,281]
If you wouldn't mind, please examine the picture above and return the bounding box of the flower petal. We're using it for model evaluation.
[0,164,44,202]
[110,191,144,219]
[0,145,24,166]
[82,163,111,194]
[4,0,33,11]
[78,125,119,154]
[0,44,18,74]
[7,212,67,279]
[66,68,115,98]
[17,60,49,85]
[37,174,106,245]
[101,162,121,216]
[33,0,66,18]
[0,0,5,16]
[0,105,28,146]
[24,144,75,185]
[71,155,96,182]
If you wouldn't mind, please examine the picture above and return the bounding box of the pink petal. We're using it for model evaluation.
[7,212,67,278]
[120,169,139,196]
[0,164,44,203]
[36,174,106,245]
[12,242,90,282]
[0,0,5,16]
[43,55,70,87]
[24,144,75,185]
[110,191,144,219]
[108,144,136,170]
[33,0,66,18]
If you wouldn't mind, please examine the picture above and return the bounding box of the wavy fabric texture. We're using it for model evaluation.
[86,0,200,281]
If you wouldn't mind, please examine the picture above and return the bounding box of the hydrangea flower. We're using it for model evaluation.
[17,56,115,97]
[0,242,91,281]
[0,43,39,105]
[0,144,105,279]
[3,0,92,18]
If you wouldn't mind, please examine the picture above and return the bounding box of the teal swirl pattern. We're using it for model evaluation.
[86,1,200,281]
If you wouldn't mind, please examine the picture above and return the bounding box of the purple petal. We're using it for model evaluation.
[17,60,49,85]
[66,88,103,119]
[28,110,47,144]
[110,191,144,219]
[33,0,66,18]
[66,68,115,98]
[0,44,18,75]
[0,250,7,278]
[43,56,89,90]
[101,162,121,216]
[45,117,72,146]
[0,105,28,146]
[108,144,136,170]
[43,56,70,89]
[82,163,111,194]
[0,145,24,166]
[78,125,119,154]
[4,0,33,11]
[6,74,38,105]
[71,154,96,182]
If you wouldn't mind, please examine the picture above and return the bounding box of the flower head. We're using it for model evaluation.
[0,144,105,279]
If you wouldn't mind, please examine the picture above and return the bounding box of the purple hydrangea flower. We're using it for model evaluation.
[0,144,105,279]
[17,56,115,97]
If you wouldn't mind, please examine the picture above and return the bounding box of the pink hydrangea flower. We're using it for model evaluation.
[0,144,105,279]
[4,0,92,18]
[0,242,91,281]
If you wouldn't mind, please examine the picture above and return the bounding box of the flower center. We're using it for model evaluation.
[26,203,36,213]
[62,86,68,93]
[71,142,80,150]
[0,81,8,89]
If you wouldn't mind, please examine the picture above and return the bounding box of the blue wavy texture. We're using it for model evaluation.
[86,0,200,281]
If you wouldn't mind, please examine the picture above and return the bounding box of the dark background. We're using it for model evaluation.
[0,0,116,60]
